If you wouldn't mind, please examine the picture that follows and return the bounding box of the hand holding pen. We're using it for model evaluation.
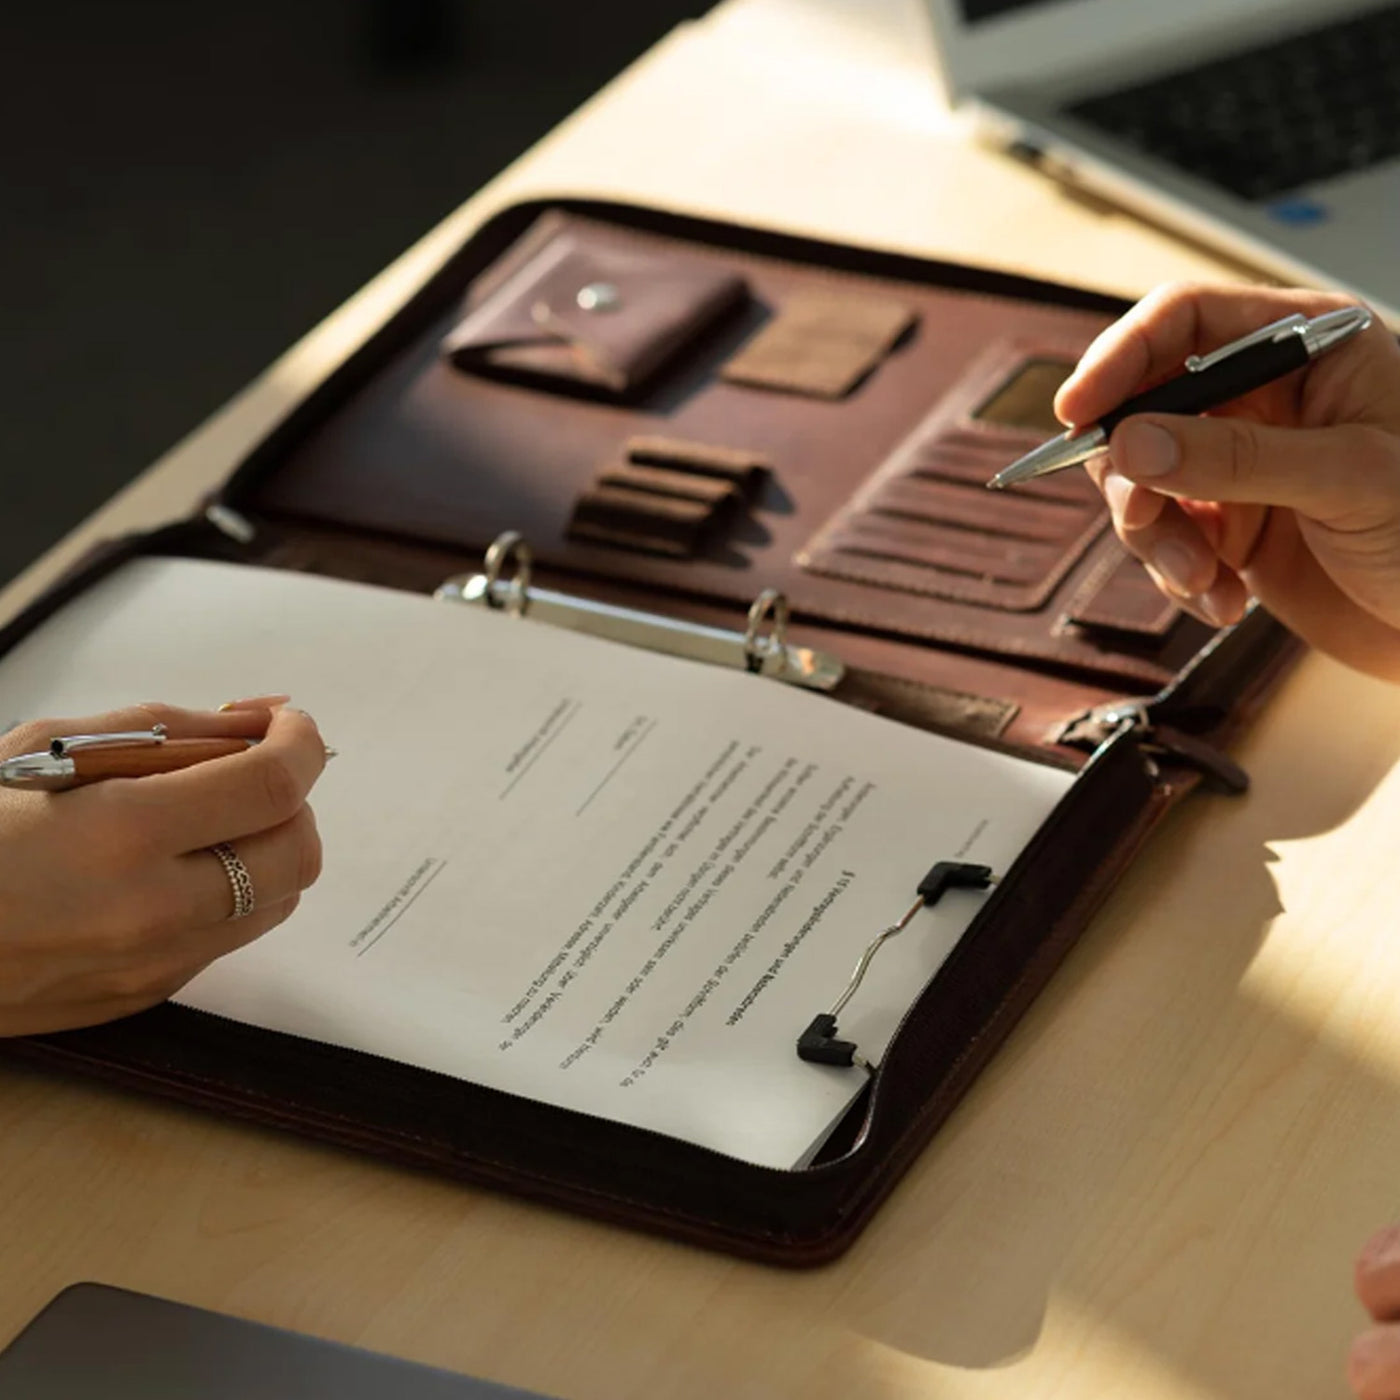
[0,699,326,1037]
[1026,284,1400,681]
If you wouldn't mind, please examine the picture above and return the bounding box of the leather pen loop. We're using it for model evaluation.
[743,588,790,673]
[482,532,534,618]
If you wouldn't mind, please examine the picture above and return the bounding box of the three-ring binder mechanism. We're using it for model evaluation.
[434,532,845,690]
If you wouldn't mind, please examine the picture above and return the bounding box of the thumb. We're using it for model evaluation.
[1110,414,1400,528]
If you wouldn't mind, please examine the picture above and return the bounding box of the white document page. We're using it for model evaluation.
[0,558,1075,1167]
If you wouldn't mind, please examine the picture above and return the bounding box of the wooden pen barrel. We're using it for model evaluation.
[70,738,252,782]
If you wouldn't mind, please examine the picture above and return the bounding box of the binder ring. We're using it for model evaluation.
[482,532,533,616]
[743,589,789,672]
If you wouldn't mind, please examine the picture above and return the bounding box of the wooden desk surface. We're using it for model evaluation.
[2,3,1390,1397]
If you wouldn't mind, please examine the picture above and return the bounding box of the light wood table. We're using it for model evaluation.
[2,3,1393,1397]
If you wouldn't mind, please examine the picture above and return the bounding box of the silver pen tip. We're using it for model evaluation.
[986,427,1106,489]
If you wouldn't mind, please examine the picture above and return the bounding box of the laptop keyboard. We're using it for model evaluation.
[1067,4,1400,202]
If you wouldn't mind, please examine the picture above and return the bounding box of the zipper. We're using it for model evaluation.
[1052,695,1249,794]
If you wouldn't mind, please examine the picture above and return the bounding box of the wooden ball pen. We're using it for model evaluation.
[0,727,252,791]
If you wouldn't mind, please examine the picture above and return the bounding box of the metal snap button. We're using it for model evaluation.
[576,281,622,312]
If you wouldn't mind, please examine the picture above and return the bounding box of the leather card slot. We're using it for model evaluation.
[829,518,1062,584]
[624,436,770,497]
[939,427,1040,456]
[907,447,1009,487]
[596,462,741,510]
[869,478,1092,543]
[567,484,714,557]
[829,542,1051,589]
[910,452,1098,506]
[1061,548,1181,638]
[803,535,1071,608]
[908,437,1100,505]
[1005,470,1103,506]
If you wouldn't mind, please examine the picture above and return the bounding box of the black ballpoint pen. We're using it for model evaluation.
[986,305,1373,489]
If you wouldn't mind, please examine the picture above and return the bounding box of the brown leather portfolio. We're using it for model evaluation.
[0,199,1299,1264]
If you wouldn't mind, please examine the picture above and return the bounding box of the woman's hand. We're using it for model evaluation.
[1057,283,1400,681]
[0,699,326,1036]
[1351,1225,1400,1398]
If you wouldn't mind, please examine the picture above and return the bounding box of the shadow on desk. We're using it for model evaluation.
[770,652,1400,1397]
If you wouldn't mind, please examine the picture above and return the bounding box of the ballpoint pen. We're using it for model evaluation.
[986,305,1374,490]
[0,728,255,791]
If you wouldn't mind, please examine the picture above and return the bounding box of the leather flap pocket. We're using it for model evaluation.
[442,229,747,401]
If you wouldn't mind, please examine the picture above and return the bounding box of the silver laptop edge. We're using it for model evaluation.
[924,0,1400,326]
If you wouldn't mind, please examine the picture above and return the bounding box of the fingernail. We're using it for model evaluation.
[1196,581,1243,628]
[1102,471,1134,519]
[1150,540,1202,594]
[219,694,291,712]
[323,746,338,761]
[1118,421,1178,478]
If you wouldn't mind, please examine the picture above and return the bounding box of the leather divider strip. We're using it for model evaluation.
[1061,550,1181,639]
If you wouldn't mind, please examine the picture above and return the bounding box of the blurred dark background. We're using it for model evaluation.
[0,0,714,587]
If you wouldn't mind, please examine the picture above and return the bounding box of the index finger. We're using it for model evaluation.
[100,705,327,853]
[1054,283,1356,428]
[1,701,275,761]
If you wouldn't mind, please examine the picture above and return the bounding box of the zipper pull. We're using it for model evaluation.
[1142,725,1249,795]
[1052,699,1249,794]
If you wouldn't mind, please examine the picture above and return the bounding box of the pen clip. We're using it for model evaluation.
[1185,313,1308,373]
[50,725,168,757]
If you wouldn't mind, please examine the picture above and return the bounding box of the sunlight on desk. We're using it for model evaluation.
[1239,655,1400,1080]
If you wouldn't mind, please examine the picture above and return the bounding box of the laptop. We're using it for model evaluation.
[922,0,1400,324]
[0,1284,563,1399]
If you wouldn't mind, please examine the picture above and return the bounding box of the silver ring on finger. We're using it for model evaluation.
[209,842,256,920]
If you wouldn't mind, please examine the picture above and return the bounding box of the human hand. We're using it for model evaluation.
[1350,1224,1400,1398]
[1056,283,1400,681]
[0,698,325,1036]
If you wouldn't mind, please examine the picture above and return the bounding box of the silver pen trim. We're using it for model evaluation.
[1184,312,1308,372]
[986,425,1107,490]
[0,754,78,790]
[1301,305,1372,357]
[50,727,167,757]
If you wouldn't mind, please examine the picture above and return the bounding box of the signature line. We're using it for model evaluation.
[576,720,657,817]
[356,860,448,957]
[500,702,582,801]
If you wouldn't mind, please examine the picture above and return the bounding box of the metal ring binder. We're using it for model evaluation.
[742,589,789,673]
[436,534,845,691]
[481,531,532,616]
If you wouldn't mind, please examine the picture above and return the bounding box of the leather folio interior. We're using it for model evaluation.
[0,201,1300,1264]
